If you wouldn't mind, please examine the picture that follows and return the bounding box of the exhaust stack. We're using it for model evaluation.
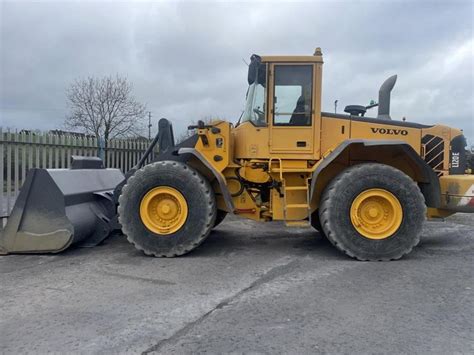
[377,75,397,120]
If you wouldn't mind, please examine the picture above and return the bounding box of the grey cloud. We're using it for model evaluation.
[1,0,473,142]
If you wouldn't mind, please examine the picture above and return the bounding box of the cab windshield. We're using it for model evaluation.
[241,82,266,125]
[241,57,267,126]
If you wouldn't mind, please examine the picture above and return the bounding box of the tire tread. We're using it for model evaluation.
[319,163,426,261]
[118,161,216,257]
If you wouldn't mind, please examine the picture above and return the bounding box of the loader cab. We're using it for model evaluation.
[235,48,323,160]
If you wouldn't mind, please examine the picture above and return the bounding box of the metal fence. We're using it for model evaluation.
[1,128,155,219]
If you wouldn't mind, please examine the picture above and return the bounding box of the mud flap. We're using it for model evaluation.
[0,157,124,254]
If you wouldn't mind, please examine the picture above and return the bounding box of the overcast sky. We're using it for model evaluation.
[1,0,473,142]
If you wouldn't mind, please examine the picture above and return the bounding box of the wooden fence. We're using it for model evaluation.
[1,128,156,218]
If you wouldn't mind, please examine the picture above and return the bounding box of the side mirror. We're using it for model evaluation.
[247,55,266,86]
[247,54,260,84]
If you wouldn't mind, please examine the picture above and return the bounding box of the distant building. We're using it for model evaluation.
[19,129,41,135]
[48,130,95,138]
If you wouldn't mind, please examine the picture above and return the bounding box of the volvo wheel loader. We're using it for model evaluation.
[2,48,473,260]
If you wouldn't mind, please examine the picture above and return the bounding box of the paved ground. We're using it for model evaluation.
[1,214,473,354]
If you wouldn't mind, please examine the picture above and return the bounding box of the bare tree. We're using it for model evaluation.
[65,75,147,148]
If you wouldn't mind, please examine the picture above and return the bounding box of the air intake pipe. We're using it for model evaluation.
[377,75,397,120]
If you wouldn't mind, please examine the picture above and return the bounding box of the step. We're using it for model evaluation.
[284,186,308,191]
[270,168,313,173]
[285,203,310,209]
[285,220,312,228]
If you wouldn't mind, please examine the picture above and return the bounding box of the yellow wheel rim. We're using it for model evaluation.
[350,188,403,240]
[140,186,188,235]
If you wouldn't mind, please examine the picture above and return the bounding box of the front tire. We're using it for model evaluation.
[118,161,216,257]
[213,210,227,228]
[320,163,426,261]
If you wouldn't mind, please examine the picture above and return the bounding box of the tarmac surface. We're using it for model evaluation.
[1,214,473,354]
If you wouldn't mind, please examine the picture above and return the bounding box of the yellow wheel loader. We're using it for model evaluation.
[2,48,473,260]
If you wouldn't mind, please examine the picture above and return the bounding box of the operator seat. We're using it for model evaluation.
[289,96,309,125]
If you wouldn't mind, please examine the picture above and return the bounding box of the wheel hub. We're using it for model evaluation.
[350,188,403,240]
[140,186,188,235]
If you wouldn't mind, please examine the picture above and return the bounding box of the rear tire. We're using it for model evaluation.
[311,210,326,239]
[319,163,426,261]
[118,161,216,257]
[311,210,323,232]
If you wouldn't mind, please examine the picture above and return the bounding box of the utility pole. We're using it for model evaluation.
[148,112,152,141]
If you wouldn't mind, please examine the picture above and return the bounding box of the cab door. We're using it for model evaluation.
[269,64,315,154]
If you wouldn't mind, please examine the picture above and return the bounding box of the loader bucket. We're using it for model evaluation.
[0,156,125,254]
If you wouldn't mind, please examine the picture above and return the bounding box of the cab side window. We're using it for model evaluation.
[273,65,313,126]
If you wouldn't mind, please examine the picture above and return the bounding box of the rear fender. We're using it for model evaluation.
[310,139,441,208]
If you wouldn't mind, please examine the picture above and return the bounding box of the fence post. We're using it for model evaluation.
[98,136,105,162]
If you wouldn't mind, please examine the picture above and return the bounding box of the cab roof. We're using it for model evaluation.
[261,48,323,64]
